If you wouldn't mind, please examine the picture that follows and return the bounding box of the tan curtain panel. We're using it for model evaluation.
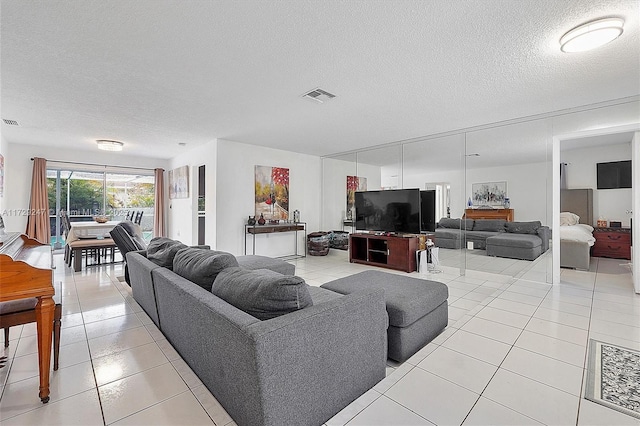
[25,157,51,243]
[154,168,166,237]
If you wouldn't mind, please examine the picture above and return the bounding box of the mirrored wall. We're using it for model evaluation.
[321,98,640,284]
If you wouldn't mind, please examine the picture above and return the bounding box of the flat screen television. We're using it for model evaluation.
[420,190,436,232]
[597,160,631,189]
[355,189,421,234]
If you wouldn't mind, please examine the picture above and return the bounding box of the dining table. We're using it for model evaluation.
[66,220,121,243]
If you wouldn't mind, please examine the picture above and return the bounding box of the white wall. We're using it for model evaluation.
[216,139,322,257]
[0,135,8,216]
[3,142,169,232]
[561,143,632,227]
[321,157,381,231]
[402,162,550,224]
[167,141,217,246]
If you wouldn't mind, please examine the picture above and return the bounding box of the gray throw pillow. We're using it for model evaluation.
[146,237,188,269]
[505,221,541,234]
[212,267,313,320]
[173,248,239,291]
[473,219,506,232]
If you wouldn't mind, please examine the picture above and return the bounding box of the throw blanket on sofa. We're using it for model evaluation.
[560,224,596,246]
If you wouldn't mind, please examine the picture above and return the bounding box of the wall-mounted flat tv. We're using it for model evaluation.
[597,160,631,189]
[355,189,421,234]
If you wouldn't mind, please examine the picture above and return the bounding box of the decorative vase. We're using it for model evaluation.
[248,216,256,226]
[293,210,300,223]
[467,197,473,208]
[503,198,510,209]
[257,214,266,225]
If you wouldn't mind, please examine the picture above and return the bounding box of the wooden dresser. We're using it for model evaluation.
[592,227,631,260]
[464,208,514,222]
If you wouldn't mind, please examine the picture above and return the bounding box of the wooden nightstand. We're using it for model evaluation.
[592,227,631,260]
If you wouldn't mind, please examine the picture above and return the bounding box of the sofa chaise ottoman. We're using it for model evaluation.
[321,270,448,362]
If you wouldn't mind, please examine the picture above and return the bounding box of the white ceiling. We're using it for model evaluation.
[1,0,639,159]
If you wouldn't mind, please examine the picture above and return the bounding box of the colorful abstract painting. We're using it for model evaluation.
[346,176,367,218]
[255,165,289,220]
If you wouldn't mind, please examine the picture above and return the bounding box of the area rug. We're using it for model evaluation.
[585,339,640,419]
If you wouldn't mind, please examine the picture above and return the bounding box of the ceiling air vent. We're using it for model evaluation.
[2,119,19,126]
[302,88,336,103]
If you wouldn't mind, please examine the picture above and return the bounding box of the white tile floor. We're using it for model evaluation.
[1,249,639,425]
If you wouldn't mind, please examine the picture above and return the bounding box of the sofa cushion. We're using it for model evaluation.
[505,221,541,235]
[307,286,343,305]
[438,218,459,229]
[473,219,506,232]
[212,267,313,320]
[438,218,473,230]
[173,248,239,291]
[465,230,499,240]
[486,233,542,249]
[434,228,464,240]
[146,237,188,269]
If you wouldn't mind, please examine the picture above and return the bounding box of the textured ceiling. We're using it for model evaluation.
[1,0,639,159]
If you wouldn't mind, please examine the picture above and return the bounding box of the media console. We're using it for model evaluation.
[349,233,418,273]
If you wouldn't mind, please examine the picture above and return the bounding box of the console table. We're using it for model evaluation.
[464,208,514,221]
[244,223,307,259]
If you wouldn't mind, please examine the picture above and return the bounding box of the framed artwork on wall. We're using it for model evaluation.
[471,181,507,207]
[346,176,367,218]
[255,165,289,220]
[168,165,189,199]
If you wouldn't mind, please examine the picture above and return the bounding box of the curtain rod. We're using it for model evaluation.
[31,157,160,172]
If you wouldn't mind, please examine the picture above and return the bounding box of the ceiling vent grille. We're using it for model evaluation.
[302,88,336,103]
[2,119,19,126]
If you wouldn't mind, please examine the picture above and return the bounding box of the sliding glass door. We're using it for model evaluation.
[48,168,155,248]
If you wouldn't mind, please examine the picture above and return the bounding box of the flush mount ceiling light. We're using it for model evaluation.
[96,140,124,151]
[560,18,624,53]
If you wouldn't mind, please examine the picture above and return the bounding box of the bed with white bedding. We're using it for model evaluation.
[560,189,594,270]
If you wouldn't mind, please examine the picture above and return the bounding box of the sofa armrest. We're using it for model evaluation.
[537,226,551,252]
[246,288,387,426]
[127,252,161,326]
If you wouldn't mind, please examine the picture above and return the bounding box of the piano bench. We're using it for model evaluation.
[0,299,62,371]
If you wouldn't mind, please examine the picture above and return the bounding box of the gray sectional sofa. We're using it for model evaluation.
[435,218,550,261]
[126,244,388,426]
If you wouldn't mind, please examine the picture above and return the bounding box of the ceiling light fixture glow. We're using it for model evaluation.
[560,18,624,53]
[96,140,124,151]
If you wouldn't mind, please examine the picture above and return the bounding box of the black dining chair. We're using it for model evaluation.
[134,211,143,225]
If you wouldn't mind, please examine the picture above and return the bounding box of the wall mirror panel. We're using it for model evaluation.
[464,119,553,282]
[402,134,465,273]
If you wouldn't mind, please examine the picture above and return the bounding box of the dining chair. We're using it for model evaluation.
[126,210,135,221]
[134,211,143,225]
[1,298,62,371]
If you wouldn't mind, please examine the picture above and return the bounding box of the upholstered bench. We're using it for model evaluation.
[321,270,448,362]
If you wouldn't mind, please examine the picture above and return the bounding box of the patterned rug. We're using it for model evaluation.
[585,339,640,419]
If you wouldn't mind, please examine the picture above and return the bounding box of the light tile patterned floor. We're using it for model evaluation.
[0,250,638,425]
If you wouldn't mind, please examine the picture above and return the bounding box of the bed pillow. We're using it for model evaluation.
[212,267,312,320]
[560,212,580,226]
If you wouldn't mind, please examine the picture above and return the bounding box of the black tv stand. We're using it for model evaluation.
[349,233,418,273]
